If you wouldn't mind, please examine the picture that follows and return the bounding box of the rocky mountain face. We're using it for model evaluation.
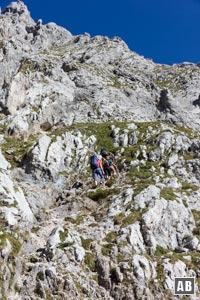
[1,1,200,300]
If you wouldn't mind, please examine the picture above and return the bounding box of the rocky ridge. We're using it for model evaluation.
[0,1,200,300]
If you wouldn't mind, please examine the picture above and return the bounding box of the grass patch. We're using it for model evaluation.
[59,170,68,177]
[183,153,196,160]
[50,121,129,154]
[0,231,21,259]
[105,231,117,243]
[182,182,199,192]
[182,199,188,208]
[133,181,154,196]
[154,245,169,256]
[164,251,200,273]
[192,209,200,238]
[64,215,85,225]
[31,226,40,234]
[0,40,4,49]
[57,241,74,250]
[160,187,177,201]
[101,243,113,256]
[128,166,152,181]
[87,188,119,203]
[19,59,50,75]
[156,263,165,286]
[84,253,96,272]
[59,229,68,242]
[1,135,37,168]
[113,213,125,225]
[174,125,195,139]
[105,178,116,187]
[128,161,159,183]
[121,208,147,228]
[81,237,93,250]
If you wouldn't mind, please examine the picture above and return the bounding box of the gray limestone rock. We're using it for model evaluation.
[1,2,200,300]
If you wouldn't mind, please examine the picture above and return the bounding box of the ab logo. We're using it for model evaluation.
[174,277,195,295]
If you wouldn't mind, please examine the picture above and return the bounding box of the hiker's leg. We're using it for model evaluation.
[97,168,105,183]
[92,169,98,186]
[110,165,116,175]
[104,165,111,179]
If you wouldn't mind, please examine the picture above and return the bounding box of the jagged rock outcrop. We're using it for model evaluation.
[1,1,200,138]
[1,1,200,300]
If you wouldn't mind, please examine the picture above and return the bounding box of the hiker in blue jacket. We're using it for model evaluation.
[90,154,105,187]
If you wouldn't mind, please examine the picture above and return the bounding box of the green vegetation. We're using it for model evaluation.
[91,274,99,283]
[31,226,40,234]
[154,67,189,93]
[154,245,169,256]
[81,237,93,250]
[105,178,116,187]
[58,170,68,177]
[45,288,54,300]
[105,231,117,243]
[181,182,199,192]
[113,207,147,227]
[192,209,200,238]
[19,59,37,74]
[113,212,125,225]
[31,106,40,113]
[50,121,129,153]
[0,231,21,259]
[19,59,50,75]
[120,208,147,228]
[164,251,200,273]
[182,199,188,207]
[29,255,39,263]
[1,134,37,168]
[57,241,74,250]
[14,283,20,293]
[183,152,196,161]
[133,181,154,196]
[0,199,18,208]
[40,43,71,57]
[156,263,165,286]
[88,222,98,227]
[84,252,96,272]
[58,228,75,249]
[59,228,68,242]
[101,243,113,256]
[0,40,3,49]
[107,77,122,89]
[87,188,119,203]
[128,166,152,181]
[64,215,85,225]
[174,125,195,139]
[160,187,177,201]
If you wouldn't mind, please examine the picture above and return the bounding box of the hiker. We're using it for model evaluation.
[102,156,112,180]
[107,158,119,177]
[100,148,118,177]
[90,154,105,187]
[100,148,114,159]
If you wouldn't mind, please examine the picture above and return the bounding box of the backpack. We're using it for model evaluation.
[100,148,108,158]
[108,158,113,165]
[90,155,99,169]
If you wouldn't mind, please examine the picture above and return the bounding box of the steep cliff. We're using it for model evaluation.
[0,1,200,300]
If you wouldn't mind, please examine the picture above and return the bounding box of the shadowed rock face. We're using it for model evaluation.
[1,2,200,300]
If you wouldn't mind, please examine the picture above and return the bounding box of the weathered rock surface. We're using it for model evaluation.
[0,1,200,300]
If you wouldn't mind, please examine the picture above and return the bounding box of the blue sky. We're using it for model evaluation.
[2,0,200,65]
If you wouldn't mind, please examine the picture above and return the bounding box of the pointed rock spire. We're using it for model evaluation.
[2,1,35,25]
[3,1,29,14]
